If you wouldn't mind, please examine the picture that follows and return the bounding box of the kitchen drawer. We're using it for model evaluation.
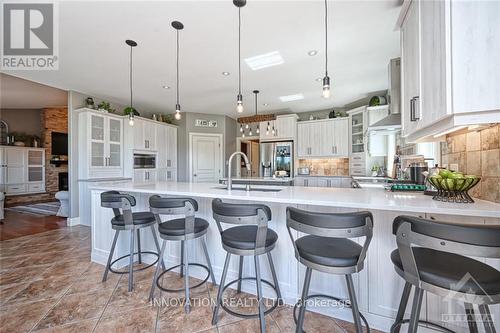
[7,184,27,194]
[350,162,365,169]
[350,168,365,176]
[28,183,44,192]
[350,155,365,162]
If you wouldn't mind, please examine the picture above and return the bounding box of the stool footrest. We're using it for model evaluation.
[109,251,159,275]
[293,294,370,333]
[390,319,455,333]
[219,277,280,319]
[156,263,210,293]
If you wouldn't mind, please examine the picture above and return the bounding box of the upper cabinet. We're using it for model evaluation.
[297,118,349,158]
[78,109,124,179]
[259,114,298,142]
[398,0,500,142]
[133,118,157,151]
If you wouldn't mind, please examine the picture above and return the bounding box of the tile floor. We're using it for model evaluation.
[0,226,377,333]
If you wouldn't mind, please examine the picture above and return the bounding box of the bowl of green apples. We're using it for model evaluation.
[428,170,480,203]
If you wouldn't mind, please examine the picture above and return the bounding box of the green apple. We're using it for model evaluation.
[439,170,452,179]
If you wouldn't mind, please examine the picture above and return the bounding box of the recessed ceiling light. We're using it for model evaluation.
[308,50,318,56]
[279,94,304,102]
[222,71,230,76]
[315,77,322,82]
[245,51,284,70]
[263,103,269,106]
[162,85,171,89]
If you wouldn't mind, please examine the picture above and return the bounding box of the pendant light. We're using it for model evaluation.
[126,39,137,126]
[249,126,253,136]
[321,0,331,99]
[234,0,246,113]
[172,21,184,120]
[254,90,260,134]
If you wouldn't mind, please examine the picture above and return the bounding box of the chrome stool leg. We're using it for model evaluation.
[151,226,166,270]
[103,230,119,282]
[478,304,496,333]
[128,230,135,292]
[150,239,167,301]
[137,229,142,264]
[212,252,231,325]
[180,240,185,277]
[237,256,244,293]
[184,239,191,313]
[267,252,282,302]
[391,282,412,333]
[201,238,216,285]
[296,267,312,333]
[346,274,363,333]
[408,287,424,333]
[254,254,266,333]
[465,303,479,333]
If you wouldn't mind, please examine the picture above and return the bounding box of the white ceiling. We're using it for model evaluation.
[1,0,401,118]
[0,74,68,109]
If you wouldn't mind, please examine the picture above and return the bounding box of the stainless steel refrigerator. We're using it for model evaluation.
[260,141,293,177]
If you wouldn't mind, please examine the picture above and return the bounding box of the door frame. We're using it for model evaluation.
[236,136,260,177]
[188,132,224,183]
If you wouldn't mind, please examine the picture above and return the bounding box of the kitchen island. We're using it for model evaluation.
[88,181,500,332]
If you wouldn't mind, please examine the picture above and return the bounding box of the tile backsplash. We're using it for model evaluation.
[298,158,350,176]
[441,124,499,203]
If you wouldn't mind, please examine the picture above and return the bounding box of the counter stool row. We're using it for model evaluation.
[100,191,500,333]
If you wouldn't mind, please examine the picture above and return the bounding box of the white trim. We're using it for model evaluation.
[188,132,224,183]
[67,216,81,226]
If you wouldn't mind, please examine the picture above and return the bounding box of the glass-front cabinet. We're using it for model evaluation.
[350,112,365,154]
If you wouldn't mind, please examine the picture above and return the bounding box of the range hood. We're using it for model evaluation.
[368,58,401,133]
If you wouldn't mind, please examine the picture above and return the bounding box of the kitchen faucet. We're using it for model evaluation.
[227,152,251,190]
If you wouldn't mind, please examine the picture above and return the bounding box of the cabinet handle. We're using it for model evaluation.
[414,96,420,121]
[410,97,420,122]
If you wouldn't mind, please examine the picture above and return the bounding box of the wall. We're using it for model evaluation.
[298,158,350,176]
[441,124,499,203]
[42,107,68,194]
[0,108,42,137]
[174,112,236,181]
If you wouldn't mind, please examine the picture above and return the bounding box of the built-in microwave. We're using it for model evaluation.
[133,153,156,169]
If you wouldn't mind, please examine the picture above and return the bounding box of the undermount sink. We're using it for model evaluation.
[212,186,282,192]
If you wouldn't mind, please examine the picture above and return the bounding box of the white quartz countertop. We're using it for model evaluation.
[88,181,500,218]
[219,177,294,182]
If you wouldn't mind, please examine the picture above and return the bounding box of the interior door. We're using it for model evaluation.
[250,141,259,177]
[191,134,222,183]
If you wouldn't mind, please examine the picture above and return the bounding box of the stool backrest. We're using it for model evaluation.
[212,198,271,250]
[393,215,500,285]
[100,190,136,225]
[149,195,198,234]
[286,207,373,270]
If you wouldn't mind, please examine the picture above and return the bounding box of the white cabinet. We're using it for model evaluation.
[134,169,157,183]
[398,0,500,142]
[133,118,157,151]
[156,123,177,182]
[259,114,297,142]
[1,146,45,195]
[78,109,124,179]
[297,118,349,158]
[294,177,352,188]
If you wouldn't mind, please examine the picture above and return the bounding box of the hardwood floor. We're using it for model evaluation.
[0,210,67,241]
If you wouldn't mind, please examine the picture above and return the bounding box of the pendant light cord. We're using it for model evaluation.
[324,0,328,76]
[176,29,180,105]
[238,7,242,95]
[254,91,258,115]
[129,45,133,108]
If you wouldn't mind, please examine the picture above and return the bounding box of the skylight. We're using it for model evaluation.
[244,51,284,70]
[279,94,304,102]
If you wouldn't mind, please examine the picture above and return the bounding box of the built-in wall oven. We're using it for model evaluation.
[133,153,156,169]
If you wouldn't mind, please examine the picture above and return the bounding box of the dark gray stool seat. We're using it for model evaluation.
[111,212,156,226]
[390,215,500,333]
[296,236,362,267]
[222,225,278,250]
[158,217,209,236]
[391,248,500,295]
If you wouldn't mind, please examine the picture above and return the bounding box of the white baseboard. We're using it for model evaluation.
[67,216,80,226]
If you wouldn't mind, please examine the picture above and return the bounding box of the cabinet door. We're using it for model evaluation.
[401,0,421,137]
[6,148,25,166]
[316,178,329,187]
[156,125,167,168]
[275,116,296,139]
[27,150,44,166]
[107,118,122,167]
[334,119,349,157]
[322,121,335,157]
[133,119,146,150]
[28,167,43,182]
[297,123,310,157]
[166,126,177,168]
[309,122,323,157]
[144,122,157,151]
[90,115,106,167]
[6,167,24,184]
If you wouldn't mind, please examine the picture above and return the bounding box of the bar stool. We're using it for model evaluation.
[211,198,282,333]
[391,216,500,333]
[149,195,216,313]
[286,207,373,333]
[100,191,163,292]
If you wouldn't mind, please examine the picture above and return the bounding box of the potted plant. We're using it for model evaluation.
[97,101,114,113]
[123,106,140,117]
[85,97,95,109]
